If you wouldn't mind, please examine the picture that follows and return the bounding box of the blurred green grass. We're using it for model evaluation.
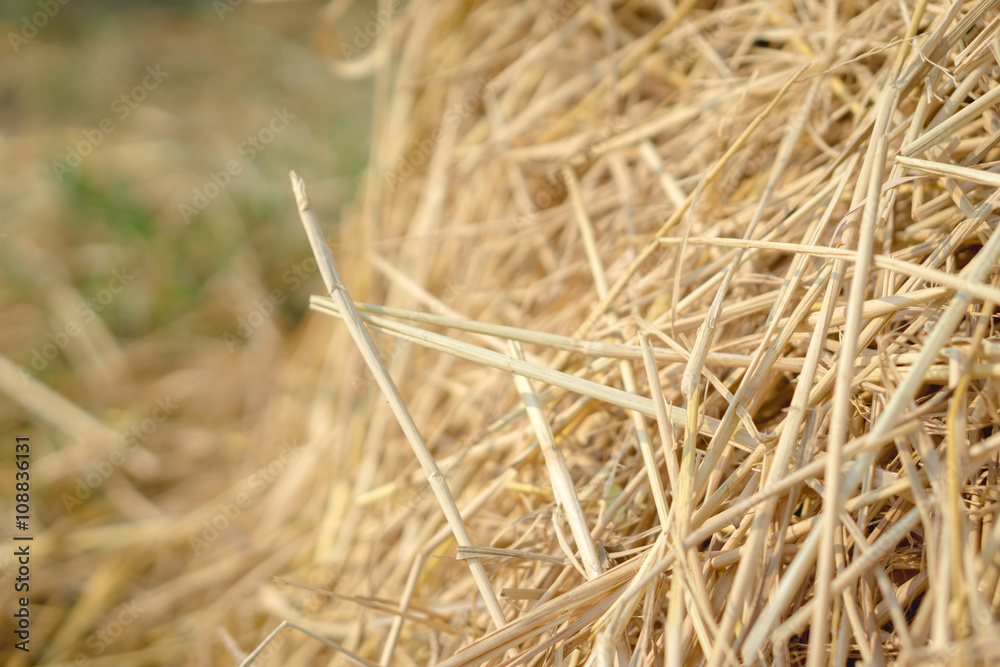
[1,1,371,353]
[0,5,386,662]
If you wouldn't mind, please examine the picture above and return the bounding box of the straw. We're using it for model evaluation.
[22,2,1000,665]
[290,171,509,634]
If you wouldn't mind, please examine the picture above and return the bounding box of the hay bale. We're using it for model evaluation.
[298,0,1000,664]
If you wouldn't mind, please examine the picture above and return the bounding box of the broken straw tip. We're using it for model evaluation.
[289,171,310,211]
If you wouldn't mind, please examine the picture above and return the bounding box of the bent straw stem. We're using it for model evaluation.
[508,340,603,580]
[289,171,508,633]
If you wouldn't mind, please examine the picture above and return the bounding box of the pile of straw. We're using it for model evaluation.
[9,0,1000,665]
[303,0,1000,664]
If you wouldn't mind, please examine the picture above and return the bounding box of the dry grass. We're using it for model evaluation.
[6,0,1000,665]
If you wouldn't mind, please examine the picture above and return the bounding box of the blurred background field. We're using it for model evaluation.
[0,0,369,358]
[1,2,371,665]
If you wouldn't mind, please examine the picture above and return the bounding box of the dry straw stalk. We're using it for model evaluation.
[280,0,1000,665]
